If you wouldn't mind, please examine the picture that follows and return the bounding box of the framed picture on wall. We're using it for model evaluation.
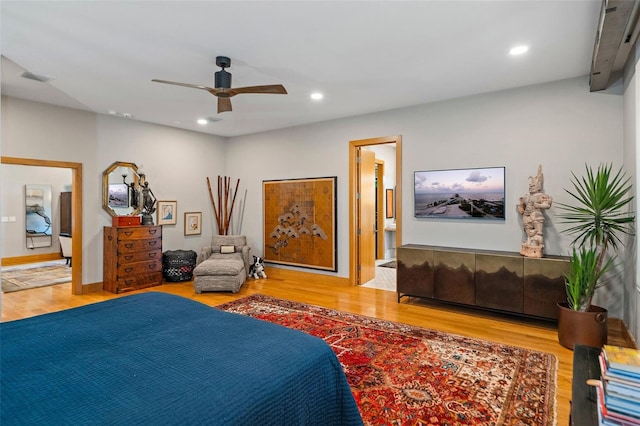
[263,176,337,271]
[184,212,202,236]
[157,201,177,225]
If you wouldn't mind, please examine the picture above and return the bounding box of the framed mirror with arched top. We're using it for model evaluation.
[102,161,141,217]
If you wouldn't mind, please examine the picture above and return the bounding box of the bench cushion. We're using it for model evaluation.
[193,256,244,277]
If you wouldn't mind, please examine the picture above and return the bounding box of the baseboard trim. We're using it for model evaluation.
[82,282,103,294]
[609,317,637,349]
[264,266,349,286]
[2,253,63,266]
[82,268,348,294]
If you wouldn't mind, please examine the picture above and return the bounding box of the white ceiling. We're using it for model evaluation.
[1,1,602,138]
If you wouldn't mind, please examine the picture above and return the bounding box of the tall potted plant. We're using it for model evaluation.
[556,163,634,349]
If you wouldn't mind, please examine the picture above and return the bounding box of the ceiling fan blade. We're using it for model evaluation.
[152,79,210,90]
[153,75,285,114]
[152,79,221,95]
[227,84,287,97]
[218,97,232,113]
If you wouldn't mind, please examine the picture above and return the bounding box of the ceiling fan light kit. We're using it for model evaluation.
[152,55,287,114]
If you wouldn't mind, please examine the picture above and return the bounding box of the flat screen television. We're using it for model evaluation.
[414,166,505,220]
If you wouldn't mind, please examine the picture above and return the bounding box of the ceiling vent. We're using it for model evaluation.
[20,71,55,83]
[590,0,640,91]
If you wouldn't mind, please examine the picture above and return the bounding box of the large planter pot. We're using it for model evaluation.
[557,302,607,350]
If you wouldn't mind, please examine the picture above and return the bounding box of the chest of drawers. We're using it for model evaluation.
[103,225,163,293]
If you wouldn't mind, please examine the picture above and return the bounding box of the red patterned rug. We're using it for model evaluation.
[217,294,557,426]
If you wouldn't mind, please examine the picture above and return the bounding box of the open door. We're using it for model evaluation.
[357,148,376,285]
[375,160,385,260]
[349,135,402,287]
[2,156,83,294]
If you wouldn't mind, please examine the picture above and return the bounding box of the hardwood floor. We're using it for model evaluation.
[1,266,632,425]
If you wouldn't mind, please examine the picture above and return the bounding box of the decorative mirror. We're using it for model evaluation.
[102,161,141,217]
[25,184,53,248]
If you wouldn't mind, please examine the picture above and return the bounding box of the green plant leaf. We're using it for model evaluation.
[557,163,635,310]
[564,246,612,311]
[557,163,635,251]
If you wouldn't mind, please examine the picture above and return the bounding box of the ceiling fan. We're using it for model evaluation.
[152,56,287,113]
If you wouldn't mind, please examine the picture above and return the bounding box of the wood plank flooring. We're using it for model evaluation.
[1,266,632,425]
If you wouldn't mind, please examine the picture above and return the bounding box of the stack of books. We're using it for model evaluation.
[597,345,640,425]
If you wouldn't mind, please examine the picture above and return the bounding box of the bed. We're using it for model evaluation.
[1,292,362,425]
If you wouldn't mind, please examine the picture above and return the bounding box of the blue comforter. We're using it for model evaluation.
[1,292,362,425]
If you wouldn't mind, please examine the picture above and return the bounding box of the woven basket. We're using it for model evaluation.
[162,250,197,282]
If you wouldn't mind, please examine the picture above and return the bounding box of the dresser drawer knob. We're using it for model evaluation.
[124,267,134,273]
[148,241,158,247]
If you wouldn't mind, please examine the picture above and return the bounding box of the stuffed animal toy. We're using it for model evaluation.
[248,255,267,279]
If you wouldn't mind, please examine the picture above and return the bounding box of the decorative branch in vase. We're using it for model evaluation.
[206,175,240,235]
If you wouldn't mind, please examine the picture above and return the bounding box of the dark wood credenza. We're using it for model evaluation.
[397,244,569,320]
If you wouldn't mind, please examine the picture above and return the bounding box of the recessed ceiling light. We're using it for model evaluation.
[197,118,208,125]
[509,45,529,56]
[310,92,324,100]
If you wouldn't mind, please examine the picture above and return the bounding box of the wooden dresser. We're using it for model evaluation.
[103,225,163,293]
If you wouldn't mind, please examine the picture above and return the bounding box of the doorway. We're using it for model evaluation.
[349,135,402,286]
[1,156,83,295]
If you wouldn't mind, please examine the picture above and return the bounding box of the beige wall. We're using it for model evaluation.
[1,96,227,285]
[0,75,631,317]
[227,76,624,273]
[623,43,639,338]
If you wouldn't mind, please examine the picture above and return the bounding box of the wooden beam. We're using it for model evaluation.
[590,0,639,91]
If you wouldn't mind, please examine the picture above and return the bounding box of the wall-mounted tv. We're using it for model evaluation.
[414,166,505,220]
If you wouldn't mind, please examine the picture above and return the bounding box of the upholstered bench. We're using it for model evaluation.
[193,235,250,294]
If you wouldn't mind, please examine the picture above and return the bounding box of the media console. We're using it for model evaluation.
[397,244,569,320]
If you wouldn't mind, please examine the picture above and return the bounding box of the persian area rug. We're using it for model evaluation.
[218,294,557,426]
[1,261,71,293]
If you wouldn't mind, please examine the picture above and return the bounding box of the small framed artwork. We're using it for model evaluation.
[184,212,202,236]
[157,201,177,225]
[385,188,394,219]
